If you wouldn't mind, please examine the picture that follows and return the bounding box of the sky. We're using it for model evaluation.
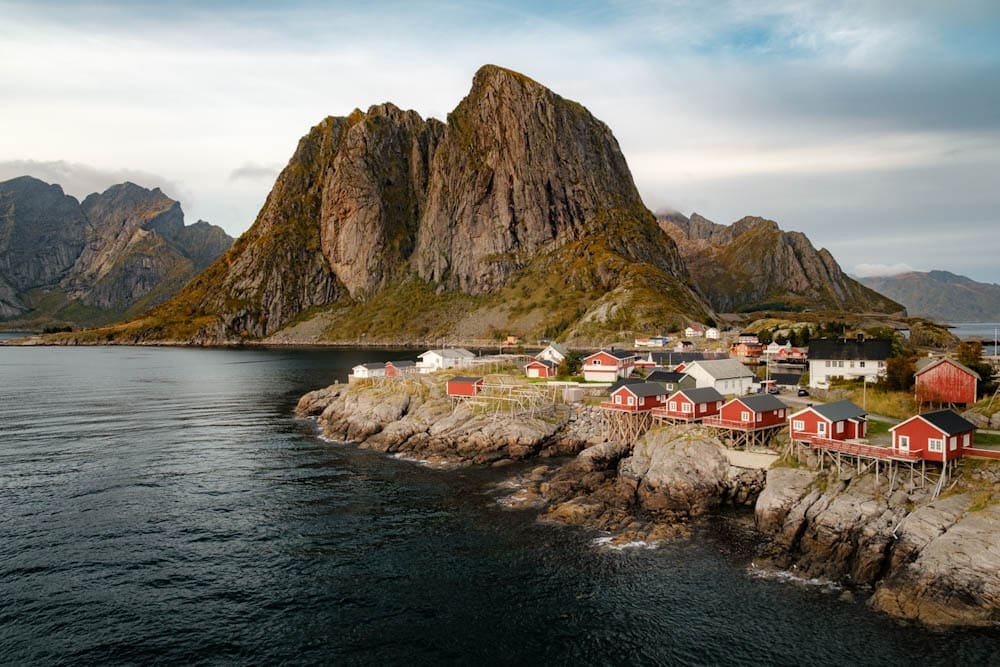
[2,0,999,283]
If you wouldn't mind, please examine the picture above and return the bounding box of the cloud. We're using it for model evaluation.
[229,162,281,182]
[853,263,918,278]
[0,159,188,202]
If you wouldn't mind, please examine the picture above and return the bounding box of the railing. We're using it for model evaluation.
[805,435,921,461]
[701,416,779,430]
[649,407,696,419]
[599,402,651,413]
[965,447,1000,460]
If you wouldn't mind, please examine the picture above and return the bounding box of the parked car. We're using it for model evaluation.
[767,386,781,394]
[797,388,809,397]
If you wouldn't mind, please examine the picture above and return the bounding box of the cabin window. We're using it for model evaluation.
[640,397,646,406]
[741,411,750,422]
[698,403,706,412]
[627,396,635,406]
[757,412,763,422]
[615,394,622,404]
[793,420,805,431]
[898,435,909,451]
[717,401,722,409]
[818,422,826,435]
[779,409,785,418]
[682,403,693,413]
[593,359,601,365]
[963,433,970,448]
[928,438,943,453]
[825,361,831,367]
[859,361,866,368]
[949,436,957,451]
[669,401,677,411]
[836,422,844,434]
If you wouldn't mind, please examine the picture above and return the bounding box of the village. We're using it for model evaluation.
[348,326,1000,500]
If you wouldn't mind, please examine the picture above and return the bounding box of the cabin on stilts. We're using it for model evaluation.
[702,394,788,450]
[600,382,668,442]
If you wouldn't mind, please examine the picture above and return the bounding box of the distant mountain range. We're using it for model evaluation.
[25,65,904,345]
[0,176,232,329]
[857,271,1000,322]
[659,212,903,315]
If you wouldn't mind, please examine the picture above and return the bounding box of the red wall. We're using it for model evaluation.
[916,361,977,405]
[447,380,482,397]
[893,418,970,462]
[610,387,666,411]
[790,409,865,441]
[721,400,785,427]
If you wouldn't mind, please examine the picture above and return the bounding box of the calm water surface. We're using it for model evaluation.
[1,345,997,665]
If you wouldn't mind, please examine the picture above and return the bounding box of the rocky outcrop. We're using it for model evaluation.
[659,212,903,314]
[755,466,1000,628]
[0,176,232,329]
[92,64,706,344]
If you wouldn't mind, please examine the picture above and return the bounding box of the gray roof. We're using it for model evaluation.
[687,358,755,380]
[545,342,569,356]
[809,399,866,422]
[387,360,416,367]
[355,363,385,371]
[674,387,725,403]
[422,348,476,359]
[735,394,787,412]
[915,357,981,380]
[448,376,483,383]
[616,382,668,398]
[609,377,646,392]
[913,410,976,435]
[601,348,637,360]
[808,338,892,361]
[646,370,687,383]
[770,372,803,386]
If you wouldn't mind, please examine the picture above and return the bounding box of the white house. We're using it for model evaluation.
[536,342,569,365]
[681,358,755,395]
[764,341,791,357]
[351,362,386,379]
[684,325,704,338]
[807,337,892,389]
[705,327,720,340]
[417,348,476,372]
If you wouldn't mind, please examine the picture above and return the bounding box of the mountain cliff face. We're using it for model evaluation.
[104,65,705,344]
[858,271,1000,322]
[659,212,904,314]
[0,176,233,329]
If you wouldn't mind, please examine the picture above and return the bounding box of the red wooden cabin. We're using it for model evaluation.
[788,400,867,443]
[716,394,787,428]
[385,360,417,377]
[890,410,976,462]
[446,376,484,397]
[654,387,724,421]
[524,359,558,379]
[914,358,979,406]
[582,349,637,382]
[602,382,668,412]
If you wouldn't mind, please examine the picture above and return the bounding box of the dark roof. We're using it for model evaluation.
[448,376,483,383]
[649,351,730,365]
[526,359,557,369]
[917,410,976,435]
[387,360,416,367]
[735,394,787,412]
[770,372,803,386]
[603,349,637,359]
[616,382,668,398]
[675,387,725,403]
[809,400,867,422]
[646,370,687,383]
[609,377,646,392]
[807,338,892,361]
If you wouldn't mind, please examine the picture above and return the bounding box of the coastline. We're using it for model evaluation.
[297,373,1000,630]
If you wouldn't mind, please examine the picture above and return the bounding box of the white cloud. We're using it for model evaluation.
[853,263,917,278]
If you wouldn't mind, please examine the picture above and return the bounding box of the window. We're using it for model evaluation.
[949,436,957,451]
[964,433,971,448]
[615,394,622,404]
[825,361,831,367]
[929,438,944,453]
[698,403,706,412]
[717,401,722,409]
[878,361,885,368]
[627,396,635,406]
[818,422,826,435]
[836,422,844,434]
[593,359,601,365]
[859,361,866,368]
[779,409,785,418]
[682,403,693,413]
[898,435,910,451]
[741,411,750,422]
[669,401,676,411]
[757,412,763,422]
[793,420,805,431]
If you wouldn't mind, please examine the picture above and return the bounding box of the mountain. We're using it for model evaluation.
[0,176,233,329]
[84,65,707,345]
[858,271,1000,322]
[658,212,904,315]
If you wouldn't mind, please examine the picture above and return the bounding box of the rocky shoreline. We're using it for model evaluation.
[297,376,1000,630]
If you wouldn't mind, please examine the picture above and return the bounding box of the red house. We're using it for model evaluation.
[385,360,417,377]
[915,358,980,406]
[447,376,484,397]
[789,400,867,443]
[653,387,724,422]
[524,359,558,379]
[602,382,668,412]
[890,410,976,462]
[582,349,636,382]
[714,394,787,428]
